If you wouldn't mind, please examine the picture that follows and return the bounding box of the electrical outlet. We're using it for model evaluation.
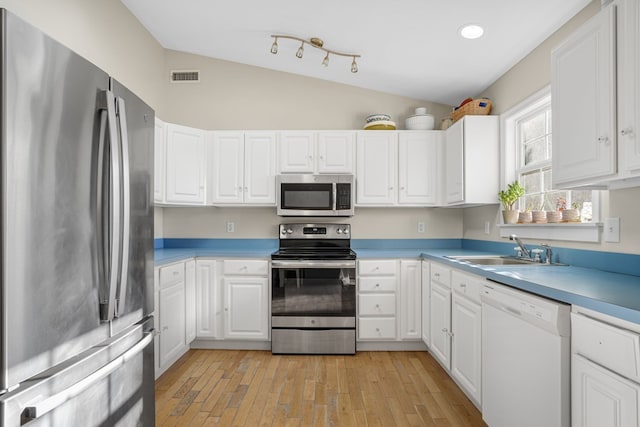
[226,222,235,233]
[604,217,620,243]
[417,222,425,233]
[484,221,491,234]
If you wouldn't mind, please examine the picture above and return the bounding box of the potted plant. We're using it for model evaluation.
[498,181,525,224]
[562,201,581,222]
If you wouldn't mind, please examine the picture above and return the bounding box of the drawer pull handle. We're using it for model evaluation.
[435,273,440,278]
[375,304,380,308]
[460,283,467,288]
[173,271,179,276]
[376,328,380,332]
[442,328,448,333]
[375,283,380,288]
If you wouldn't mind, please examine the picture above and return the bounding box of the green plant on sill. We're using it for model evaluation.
[498,181,525,210]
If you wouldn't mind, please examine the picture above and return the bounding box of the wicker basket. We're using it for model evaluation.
[450,98,492,122]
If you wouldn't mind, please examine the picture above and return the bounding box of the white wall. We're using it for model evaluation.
[0,0,166,115]
[162,207,462,240]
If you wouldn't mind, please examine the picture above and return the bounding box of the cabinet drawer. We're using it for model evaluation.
[572,313,640,382]
[359,260,397,276]
[359,276,396,293]
[431,263,451,287]
[359,294,396,315]
[223,259,269,276]
[451,271,482,304]
[359,318,396,340]
[159,263,184,288]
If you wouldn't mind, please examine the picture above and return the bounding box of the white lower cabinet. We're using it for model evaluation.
[571,306,640,426]
[421,261,430,347]
[156,261,189,377]
[358,259,421,342]
[428,262,482,408]
[185,260,196,343]
[222,260,269,340]
[196,259,218,338]
[450,271,482,407]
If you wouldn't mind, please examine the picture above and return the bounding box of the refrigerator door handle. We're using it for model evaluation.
[98,90,122,322]
[115,97,131,317]
[21,331,153,423]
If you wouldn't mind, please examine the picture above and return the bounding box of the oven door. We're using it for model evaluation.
[271,260,356,320]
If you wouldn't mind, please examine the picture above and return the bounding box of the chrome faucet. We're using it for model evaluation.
[509,234,531,258]
[542,244,552,264]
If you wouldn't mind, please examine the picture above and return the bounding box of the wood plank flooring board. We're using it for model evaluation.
[155,350,486,427]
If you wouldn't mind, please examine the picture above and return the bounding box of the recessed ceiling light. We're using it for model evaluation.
[459,24,484,39]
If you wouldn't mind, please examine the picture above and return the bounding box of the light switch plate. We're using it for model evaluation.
[604,217,620,243]
[484,221,491,234]
[417,222,425,233]
[226,222,235,233]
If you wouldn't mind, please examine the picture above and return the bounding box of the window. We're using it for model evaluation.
[503,87,594,223]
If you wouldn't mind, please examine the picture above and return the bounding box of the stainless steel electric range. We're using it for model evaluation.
[271,223,356,354]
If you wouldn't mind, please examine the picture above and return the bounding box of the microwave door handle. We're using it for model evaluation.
[332,182,337,211]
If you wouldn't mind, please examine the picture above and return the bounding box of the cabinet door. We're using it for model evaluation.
[153,268,160,377]
[185,260,196,344]
[211,131,244,204]
[165,123,206,204]
[317,131,355,174]
[196,260,218,338]
[158,281,186,370]
[356,132,397,205]
[617,0,640,177]
[153,118,165,203]
[398,132,439,205]
[551,6,617,187]
[430,281,451,370]
[244,132,276,204]
[399,260,422,340]
[421,261,430,346]
[223,277,269,340]
[279,131,315,173]
[451,292,482,406]
[445,120,464,204]
[572,354,640,427]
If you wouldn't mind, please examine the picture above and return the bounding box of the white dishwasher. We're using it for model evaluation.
[481,280,571,427]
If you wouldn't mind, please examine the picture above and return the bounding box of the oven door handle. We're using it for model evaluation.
[271,260,356,269]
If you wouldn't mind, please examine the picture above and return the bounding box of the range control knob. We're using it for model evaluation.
[336,229,343,234]
[343,228,349,234]
[286,228,293,234]
[280,228,287,235]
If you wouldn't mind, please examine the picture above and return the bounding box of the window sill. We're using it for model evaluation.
[497,222,603,243]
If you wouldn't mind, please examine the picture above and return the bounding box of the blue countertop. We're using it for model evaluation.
[420,249,640,325]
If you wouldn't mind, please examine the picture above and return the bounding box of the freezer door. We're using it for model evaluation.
[109,78,154,337]
[0,318,155,427]
[1,10,112,391]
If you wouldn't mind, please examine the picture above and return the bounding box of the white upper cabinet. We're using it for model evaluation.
[153,118,165,203]
[165,123,207,204]
[278,131,316,173]
[245,132,277,203]
[551,5,617,188]
[445,116,499,206]
[398,132,440,205]
[357,131,441,206]
[617,0,640,180]
[279,131,355,174]
[210,131,244,204]
[317,132,355,174]
[210,131,276,205]
[356,132,398,205]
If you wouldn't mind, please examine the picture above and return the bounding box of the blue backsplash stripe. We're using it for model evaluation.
[351,238,462,250]
[161,238,279,251]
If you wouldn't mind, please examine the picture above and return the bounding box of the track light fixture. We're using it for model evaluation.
[270,34,360,73]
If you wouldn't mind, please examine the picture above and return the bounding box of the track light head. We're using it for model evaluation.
[351,57,358,73]
[295,42,304,59]
[322,53,330,67]
[270,38,278,54]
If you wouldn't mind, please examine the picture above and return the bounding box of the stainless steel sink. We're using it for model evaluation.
[446,255,565,266]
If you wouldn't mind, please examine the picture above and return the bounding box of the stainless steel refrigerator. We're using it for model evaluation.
[0,9,155,426]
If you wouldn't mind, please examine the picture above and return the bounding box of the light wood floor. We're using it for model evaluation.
[155,349,487,427]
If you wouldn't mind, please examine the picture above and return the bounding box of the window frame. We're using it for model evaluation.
[498,86,602,242]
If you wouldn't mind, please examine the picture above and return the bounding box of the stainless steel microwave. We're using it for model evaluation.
[276,174,354,217]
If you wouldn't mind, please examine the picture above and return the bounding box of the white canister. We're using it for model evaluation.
[415,107,428,115]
